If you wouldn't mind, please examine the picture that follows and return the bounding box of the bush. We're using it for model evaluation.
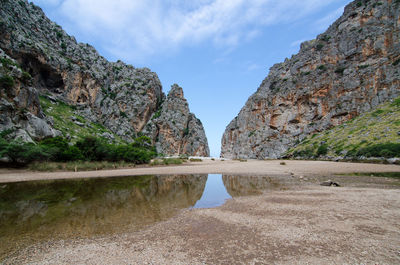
[75,136,108,161]
[335,67,346,74]
[1,134,157,167]
[356,143,400,158]
[317,144,328,156]
[0,75,14,90]
[40,137,83,161]
[2,140,52,165]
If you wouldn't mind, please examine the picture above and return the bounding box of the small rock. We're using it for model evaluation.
[74,121,85,127]
[387,158,399,164]
[320,180,340,187]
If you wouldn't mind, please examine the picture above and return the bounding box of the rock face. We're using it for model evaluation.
[144,84,210,156]
[221,0,400,159]
[0,0,209,156]
[0,49,61,142]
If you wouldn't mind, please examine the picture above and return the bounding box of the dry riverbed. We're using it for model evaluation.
[1,160,400,264]
[0,159,399,183]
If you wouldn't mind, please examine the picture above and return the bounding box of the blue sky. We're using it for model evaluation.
[31,0,350,157]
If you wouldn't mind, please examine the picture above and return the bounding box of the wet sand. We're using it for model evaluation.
[0,159,399,183]
[1,160,400,264]
[3,184,400,264]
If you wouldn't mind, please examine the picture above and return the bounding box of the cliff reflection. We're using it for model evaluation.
[0,174,207,259]
[222,175,284,197]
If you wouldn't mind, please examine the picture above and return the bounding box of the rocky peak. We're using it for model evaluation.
[0,0,209,156]
[144,84,210,157]
[221,0,400,159]
[168,84,185,99]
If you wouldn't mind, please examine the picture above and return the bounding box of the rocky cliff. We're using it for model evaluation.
[144,84,210,156]
[221,0,400,159]
[0,0,209,156]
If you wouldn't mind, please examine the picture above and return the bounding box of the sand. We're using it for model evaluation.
[1,160,400,264]
[0,159,399,183]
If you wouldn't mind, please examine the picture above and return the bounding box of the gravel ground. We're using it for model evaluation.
[3,184,400,264]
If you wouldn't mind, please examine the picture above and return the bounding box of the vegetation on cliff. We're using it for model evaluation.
[0,0,209,157]
[221,0,400,159]
[287,97,400,160]
[0,132,156,167]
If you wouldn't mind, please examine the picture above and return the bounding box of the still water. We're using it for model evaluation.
[0,174,279,259]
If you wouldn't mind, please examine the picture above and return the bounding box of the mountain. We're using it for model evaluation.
[287,96,400,161]
[221,0,400,159]
[0,0,209,157]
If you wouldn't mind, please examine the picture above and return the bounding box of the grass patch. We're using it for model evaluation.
[28,161,135,172]
[189,158,203,162]
[150,158,183,166]
[287,96,400,159]
[341,172,400,179]
[39,96,123,143]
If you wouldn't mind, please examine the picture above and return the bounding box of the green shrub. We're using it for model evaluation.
[293,147,315,158]
[316,43,324,51]
[2,140,52,165]
[22,71,32,84]
[120,111,128,118]
[320,35,331,42]
[391,97,400,107]
[335,67,346,74]
[0,75,14,90]
[152,109,161,119]
[0,58,18,68]
[317,144,328,156]
[356,143,400,158]
[56,31,63,39]
[1,134,157,166]
[189,158,202,162]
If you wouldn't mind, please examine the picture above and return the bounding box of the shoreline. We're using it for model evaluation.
[0,159,399,183]
[4,185,400,264]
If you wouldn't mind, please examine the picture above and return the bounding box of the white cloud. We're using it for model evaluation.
[32,0,344,62]
[31,0,61,6]
[314,5,345,32]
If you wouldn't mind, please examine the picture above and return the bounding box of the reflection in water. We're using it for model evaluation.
[0,174,207,259]
[0,174,293,259]
[223,175,284,197]
[193,174,231,208]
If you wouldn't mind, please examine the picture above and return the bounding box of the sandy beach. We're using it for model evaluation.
[0,159,399,183]
[1,160,400,264]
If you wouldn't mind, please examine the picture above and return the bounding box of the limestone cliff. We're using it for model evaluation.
[0,0,209,156]
[144,84,210,156]
[221,0,400,159]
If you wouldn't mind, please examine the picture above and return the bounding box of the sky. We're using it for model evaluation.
[30,0,350,157]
